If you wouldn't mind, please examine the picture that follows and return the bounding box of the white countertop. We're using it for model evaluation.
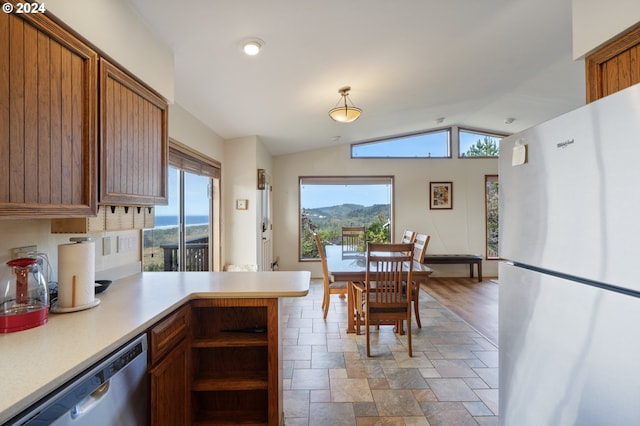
[0,271,310,424]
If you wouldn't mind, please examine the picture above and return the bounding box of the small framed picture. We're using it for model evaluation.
[429,182,453,210]
[236,199,248,210]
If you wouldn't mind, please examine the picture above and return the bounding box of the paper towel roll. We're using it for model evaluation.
[58,240,95,308]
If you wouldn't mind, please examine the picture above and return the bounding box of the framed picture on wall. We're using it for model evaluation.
[429,181,453,210]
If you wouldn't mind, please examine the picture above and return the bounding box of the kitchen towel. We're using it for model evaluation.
[57,240,95,308]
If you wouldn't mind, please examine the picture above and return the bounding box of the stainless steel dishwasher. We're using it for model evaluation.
[9,334,148,426]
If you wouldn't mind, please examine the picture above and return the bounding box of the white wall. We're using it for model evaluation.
[572,0,640,59]
[223,137,259,268]
[272,138,499,279]
[169,103,225,161]
[45,0,174,102]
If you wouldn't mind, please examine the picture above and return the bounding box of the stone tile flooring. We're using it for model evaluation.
[281,279,499,425]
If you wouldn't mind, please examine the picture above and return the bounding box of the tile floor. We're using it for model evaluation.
[281,279,499,425]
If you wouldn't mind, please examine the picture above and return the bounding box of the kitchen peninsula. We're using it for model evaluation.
[0,271,310,425]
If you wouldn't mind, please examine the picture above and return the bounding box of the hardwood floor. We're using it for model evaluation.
[421,277,499,346]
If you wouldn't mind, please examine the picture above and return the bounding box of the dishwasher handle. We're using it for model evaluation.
[70,381,110,420]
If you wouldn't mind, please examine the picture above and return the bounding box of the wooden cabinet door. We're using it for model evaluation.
[0,9,98,218]
[149,338,190,426]
[586,23,640,102]
[100,59,168,205]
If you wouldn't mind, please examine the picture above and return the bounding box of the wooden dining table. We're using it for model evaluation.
[324,245,432,333]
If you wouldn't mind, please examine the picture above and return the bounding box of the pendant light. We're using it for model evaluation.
[328,86,361,123]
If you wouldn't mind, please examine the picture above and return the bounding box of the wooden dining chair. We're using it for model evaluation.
[341,226,366,253]
[354,242,414,357]
[410,233,430,328]
[400,229,416,244]
[314,233,349,319]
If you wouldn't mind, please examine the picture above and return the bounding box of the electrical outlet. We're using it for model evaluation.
[117,235,136,253]
[12,245,37,259]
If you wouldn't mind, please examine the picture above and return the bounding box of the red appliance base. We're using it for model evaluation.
[0,307,48,333]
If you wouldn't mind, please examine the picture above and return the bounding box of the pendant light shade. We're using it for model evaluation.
[329,86,361,123]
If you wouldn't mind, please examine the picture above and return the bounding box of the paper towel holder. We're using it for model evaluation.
[52,237,99,314]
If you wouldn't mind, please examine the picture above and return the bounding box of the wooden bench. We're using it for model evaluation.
[423,255,483,282]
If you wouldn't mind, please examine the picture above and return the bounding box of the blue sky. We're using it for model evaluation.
[155,168,211,216]
[352,131,450,158]
[301,184,391,209]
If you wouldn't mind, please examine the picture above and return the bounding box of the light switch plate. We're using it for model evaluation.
[236,199,248,210]
[102,237,111,256]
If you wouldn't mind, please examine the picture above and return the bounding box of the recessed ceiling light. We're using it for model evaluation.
[504,117,515,124]
[242,39,264,56]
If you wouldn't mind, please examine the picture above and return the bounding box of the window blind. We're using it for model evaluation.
[169,141,221,179]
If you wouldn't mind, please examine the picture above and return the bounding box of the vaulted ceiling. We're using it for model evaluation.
[127,0,586,155]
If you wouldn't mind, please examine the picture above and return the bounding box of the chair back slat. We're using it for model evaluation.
[357,241,416,357]
[413,233,430,263]
[342,226,366,252]
[366,243,414,305]
[401,229,416,244]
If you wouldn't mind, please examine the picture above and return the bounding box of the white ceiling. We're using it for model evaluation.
[126,0,586,156]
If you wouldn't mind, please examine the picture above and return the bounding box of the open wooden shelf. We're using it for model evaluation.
[191,332,267,347]
[192,374,268,392]
[190,298,280,425]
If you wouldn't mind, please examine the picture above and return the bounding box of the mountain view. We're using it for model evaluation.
[305,203,390,227]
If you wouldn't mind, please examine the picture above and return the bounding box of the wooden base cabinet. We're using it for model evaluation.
[149,338,190,425]
[190,298,282,426]
[149,305,190,425]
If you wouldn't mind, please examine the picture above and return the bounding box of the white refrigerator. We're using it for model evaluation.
[499,83,640,425]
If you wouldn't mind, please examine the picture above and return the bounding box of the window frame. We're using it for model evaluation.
[143,140,221,272]
[298,176,394,261]
[350,128,452,159]
[458,127,506,159]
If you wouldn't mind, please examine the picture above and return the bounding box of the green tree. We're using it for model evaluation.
[465,136,499,157]
[366,213,390,243]
[300,207,390,259]
[300,209,319,258]
[486,180,499,257]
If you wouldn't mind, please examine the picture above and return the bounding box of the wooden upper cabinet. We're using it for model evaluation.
[586,23,640,103]
[0,9,98,218]
[100,59,168,206]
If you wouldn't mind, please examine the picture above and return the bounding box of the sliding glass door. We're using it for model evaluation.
[143,167,212,271]
[183,171,211,270]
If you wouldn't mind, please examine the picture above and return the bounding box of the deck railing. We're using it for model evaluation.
[161,236,209,271]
